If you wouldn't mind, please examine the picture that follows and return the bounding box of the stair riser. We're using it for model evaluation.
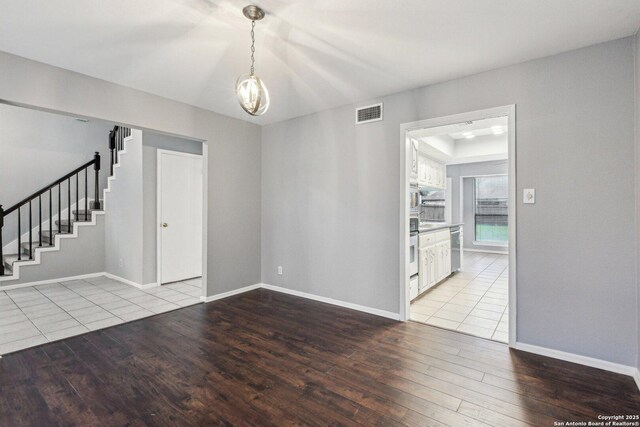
[3,260,21,270]
[19,251,35,260]
[41,232,70,245]
[20,243,52,257]
[53,223,73,232]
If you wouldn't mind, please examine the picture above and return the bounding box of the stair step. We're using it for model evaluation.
[54,219,75,232]
[3,254,31,271]
[1,264,13,276]
[73,210,94,220]
[90,200,104,211]
[41,230,70,245]
[20,242,52,256]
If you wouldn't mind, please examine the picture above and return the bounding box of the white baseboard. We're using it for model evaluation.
[199,282,399,320]
[0,272,105,290]
[200,283,261,303]
[104,273,158,289]
[514,342,639,383]
[260,283,400,320]
[464,248,508,255]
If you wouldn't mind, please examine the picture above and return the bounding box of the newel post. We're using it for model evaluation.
[93,152,101,210]
[109,129,116,176]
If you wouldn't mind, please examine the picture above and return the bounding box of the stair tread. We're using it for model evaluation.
[20,242,51,252]
[0,265,13,276]
[41,230,70,243]
[3,254,31,265]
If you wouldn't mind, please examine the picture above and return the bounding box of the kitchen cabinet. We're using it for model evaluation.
[418,249,429,292]
[435,240,451,282]
[417,155,428,186]
[410,139,418,184]
[435,162,446,188]
[417,154,446,190]
[417,229,452,297]
[427,246,437,288]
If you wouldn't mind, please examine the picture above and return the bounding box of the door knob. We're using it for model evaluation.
[162,223,168,228]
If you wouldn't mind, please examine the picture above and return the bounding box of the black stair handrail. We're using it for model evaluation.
[0,152,101,276]
[109,126,131,176]
[4,156,98,216]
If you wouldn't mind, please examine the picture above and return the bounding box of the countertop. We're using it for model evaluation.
[417,223,463,233]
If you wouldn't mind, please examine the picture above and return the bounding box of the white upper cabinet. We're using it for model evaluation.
[417,154,446,190]
[417,155,429,186]
[410,139,419,184]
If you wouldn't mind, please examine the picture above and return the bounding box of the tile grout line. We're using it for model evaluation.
[412,253,508,342]
[24,284,95,339]
[3,289,50,345]
[1,277,201,351]
[66,278,198,319]
[454,255,502,336]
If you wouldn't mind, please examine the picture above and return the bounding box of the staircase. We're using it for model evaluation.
[0,126,131,283]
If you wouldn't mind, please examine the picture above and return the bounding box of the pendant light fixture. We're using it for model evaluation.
[236,5,270,116]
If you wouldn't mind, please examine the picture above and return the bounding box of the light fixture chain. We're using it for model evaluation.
[250,20,256,76]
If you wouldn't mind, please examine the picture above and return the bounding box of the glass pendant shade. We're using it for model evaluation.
[236,73,270,116]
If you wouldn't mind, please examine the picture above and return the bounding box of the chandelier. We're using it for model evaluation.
[235,5,270,116]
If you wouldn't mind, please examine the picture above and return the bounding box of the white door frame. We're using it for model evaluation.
[156,149,205,287]
[399,105,517,347]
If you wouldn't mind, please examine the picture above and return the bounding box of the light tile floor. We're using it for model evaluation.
[0,276,202,355]
[410,252,508,342]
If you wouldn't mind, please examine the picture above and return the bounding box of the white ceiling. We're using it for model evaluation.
[410,117,508,140]
[1,1,639,125]
[411,117,508,164]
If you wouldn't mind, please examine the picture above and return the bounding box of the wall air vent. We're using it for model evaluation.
[355,103,383,125]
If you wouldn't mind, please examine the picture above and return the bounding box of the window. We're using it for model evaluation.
[420,189,446,222]
[474,176,508,243]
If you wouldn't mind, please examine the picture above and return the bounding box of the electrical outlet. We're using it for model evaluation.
[523,188,535,204]
[277,266,283,275]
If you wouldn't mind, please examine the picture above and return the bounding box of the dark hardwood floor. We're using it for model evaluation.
[1,289,638,426]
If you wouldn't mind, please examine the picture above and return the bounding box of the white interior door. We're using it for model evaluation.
[158,150,203,284]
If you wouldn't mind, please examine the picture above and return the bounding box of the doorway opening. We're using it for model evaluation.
[0,102,208,354]
[400,106,516,345]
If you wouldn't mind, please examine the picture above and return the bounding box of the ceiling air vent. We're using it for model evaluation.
[355,103,383,125]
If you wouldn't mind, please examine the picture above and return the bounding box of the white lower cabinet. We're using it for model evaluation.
[417,229,452,298]
[418,249,429,292]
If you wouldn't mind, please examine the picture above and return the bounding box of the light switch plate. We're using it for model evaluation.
[523,188,535,204]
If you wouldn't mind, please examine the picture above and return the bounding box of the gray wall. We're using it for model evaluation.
[142,132,203,285]
[0,103,111,244]
[104,130,144,284]
[6,215,105,285]
[0,50,261,298]
[446,160,508,253]
[262,37,638,365]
